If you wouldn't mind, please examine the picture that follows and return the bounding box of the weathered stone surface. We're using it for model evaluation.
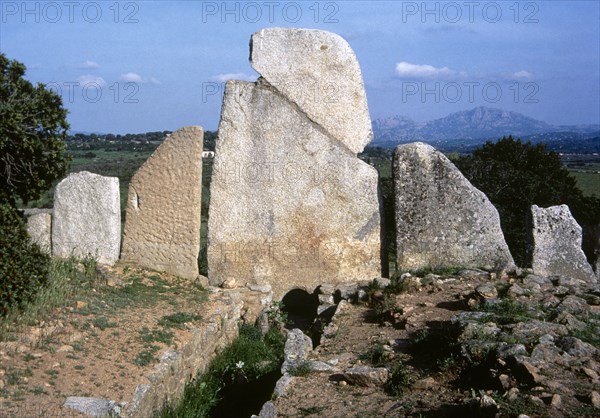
[120,126,203,279]
[338,366,390,387]
[52,171,120,265]
[393,142,514,272]
[208,34,381,299]
[531,205,596,283]
[281,329,312,374]
[250,28,372,154]
[24,209,52,253]
[63,396,121,417]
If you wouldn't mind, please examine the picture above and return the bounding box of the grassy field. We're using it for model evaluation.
[561,154,600,198]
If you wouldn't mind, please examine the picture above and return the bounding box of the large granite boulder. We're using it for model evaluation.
[208,29,382,299]
[52,171,120,265]
[531,204,596,283]
[120,126,203,279]
[250,28,372,154]
[393,142,514,272]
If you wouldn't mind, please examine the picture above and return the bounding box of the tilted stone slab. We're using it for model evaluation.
[120,126,203,279]
[393,142,514,272]
[52,171,120,265]
[531,204,596,283]
[208,79,381,300]
[250,28,373,154]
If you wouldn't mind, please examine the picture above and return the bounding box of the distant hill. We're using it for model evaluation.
[373,107,600,153]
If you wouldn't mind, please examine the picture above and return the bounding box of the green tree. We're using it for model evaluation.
[0,53,70,205]
[453,136,600,266]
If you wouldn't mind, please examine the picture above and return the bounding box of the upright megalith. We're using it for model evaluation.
[393,142,514,272]
[23,209,52,254]
[52,171,120,265]
[120,126,203,279]
[208,28,382,299]
[531,204,596,282]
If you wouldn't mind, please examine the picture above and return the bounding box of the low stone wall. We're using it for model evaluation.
[122,286,270,418]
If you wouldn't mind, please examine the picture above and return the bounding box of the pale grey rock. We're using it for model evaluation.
[475,284,498,299]
[281,329,312,374]
[25,210,52,253]
[393,142,514,272]
[531,205,596,283]
[338,366,389,387]
[63,396,121,417]
[52,171,120,265]
[250,28,372,154]
[208,79,381,299]
[120,127,203,279]
[257,401,277,418]
[273,374,294,397]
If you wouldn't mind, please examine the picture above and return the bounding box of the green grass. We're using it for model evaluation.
[158,312,203,329]
[0,257,98,340]
[157,324,285,418]
[569,170,600,197]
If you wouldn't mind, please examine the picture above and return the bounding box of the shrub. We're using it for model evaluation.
[0,203,50,315]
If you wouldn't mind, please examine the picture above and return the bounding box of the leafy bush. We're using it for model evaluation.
[158,323,285,418]
[453,136,600,266]
[0,203,50,315]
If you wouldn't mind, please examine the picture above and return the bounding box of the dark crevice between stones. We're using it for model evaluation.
[211,369,282,418]
[282,287,337,348]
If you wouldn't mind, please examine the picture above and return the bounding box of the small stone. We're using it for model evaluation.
[591,390,600,409]
[582,367,599,381]
[498,374,511,389]
[338,367,389,387]
[479,394,498,414]
[222,278,237,289]
[550,394,562,409]
[57,345,74,353]
[413,377,437,390]
[519,361,544,385]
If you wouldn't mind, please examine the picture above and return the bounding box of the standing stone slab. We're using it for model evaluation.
[250,28,373,154]
[208,29,381,300]
[393,142,514,272]
[23,209,52,254]
[52,171,120,265]
[120,126,203,279]
[531,204,596,283]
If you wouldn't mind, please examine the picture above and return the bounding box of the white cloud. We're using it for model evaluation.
[119,72,161,84]
[120,72,144,83]
[395,61,465,79]
[211,73,256,82]
[511,70,534,80]
[77,74,106,87]
[79,60,99,69]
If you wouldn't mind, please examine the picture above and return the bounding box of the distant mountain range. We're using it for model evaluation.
[372,107,600,153]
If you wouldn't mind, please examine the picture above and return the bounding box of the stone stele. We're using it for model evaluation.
[23,209,52,254]
[393,142,515,272]
[120,126,203,279]
[52,171,120,265]
[531,204,596,283]
[208,28,382,299]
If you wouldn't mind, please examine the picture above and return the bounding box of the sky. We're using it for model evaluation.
[1,0,599,134]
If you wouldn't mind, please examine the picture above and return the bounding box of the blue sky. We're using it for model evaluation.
[1,0,599,133]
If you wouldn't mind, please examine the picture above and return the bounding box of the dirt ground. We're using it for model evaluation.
[0,265,208,417]
[272,275,600,417]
